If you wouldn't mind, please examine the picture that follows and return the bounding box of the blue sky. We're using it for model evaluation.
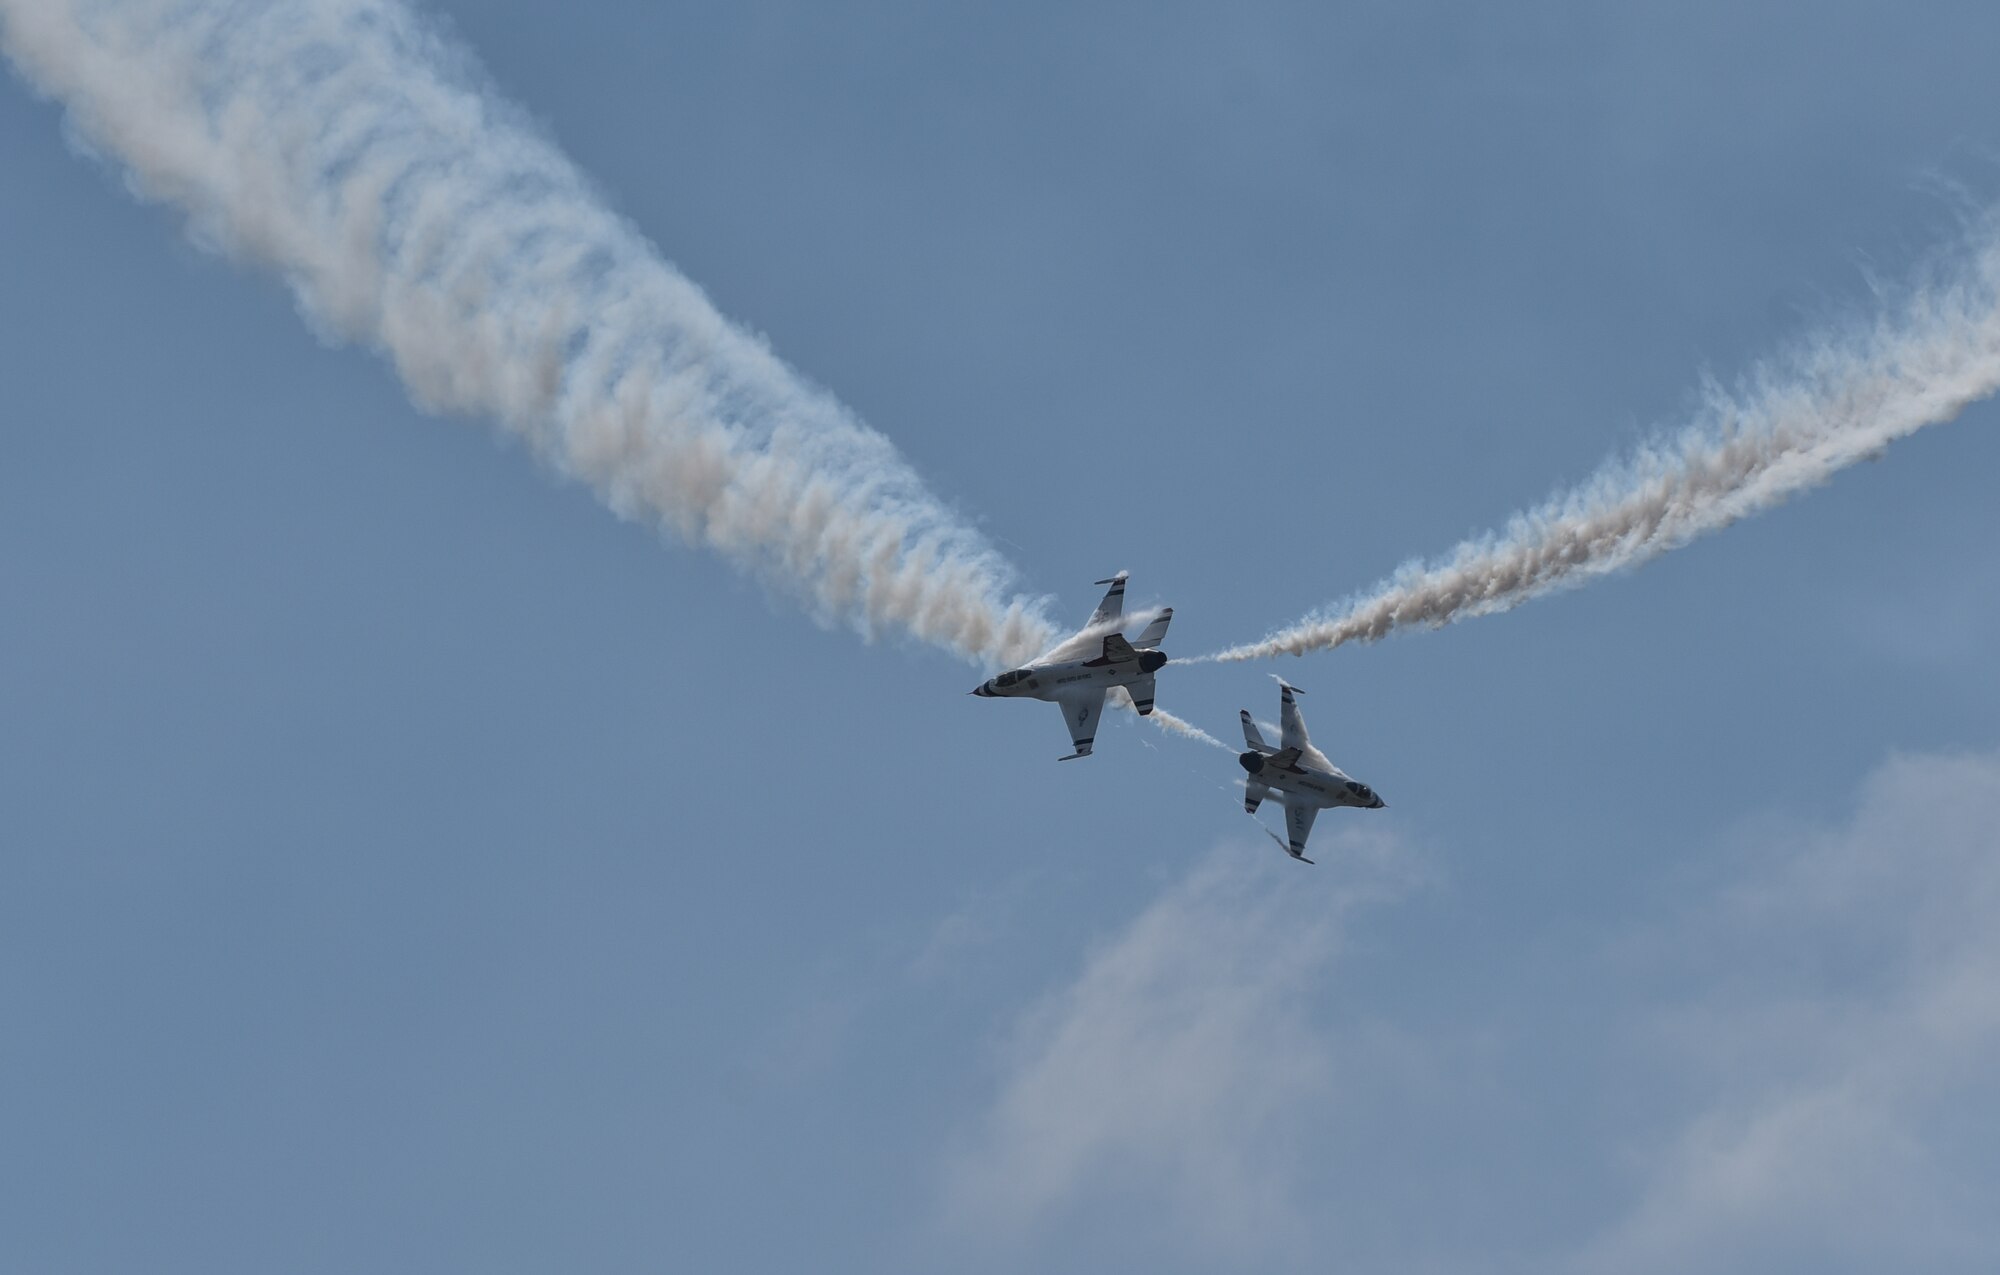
[4,3,1999,1272]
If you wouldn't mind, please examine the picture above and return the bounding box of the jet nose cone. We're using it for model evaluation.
[970,683,993,697]
[1373,795,1388,809]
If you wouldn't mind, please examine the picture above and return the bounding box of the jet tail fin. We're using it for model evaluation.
[1101,633,1139,663]
[1132,608,1173,650]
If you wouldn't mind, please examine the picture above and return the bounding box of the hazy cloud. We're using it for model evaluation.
[935,754,2000,1275]
[939,827,1415,1262]
[1577,751,2000,1274]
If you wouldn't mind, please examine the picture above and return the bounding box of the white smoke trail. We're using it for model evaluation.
[1209,229,2000,662]
[1128,700,1230,752]
[0,0,1055,665]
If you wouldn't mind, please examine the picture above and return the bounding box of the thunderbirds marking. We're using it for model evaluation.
[971,572,1173,760]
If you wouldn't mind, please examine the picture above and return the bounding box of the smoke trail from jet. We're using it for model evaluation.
[1208,230,2000,662]
[0,0,1055,665]
[1119,696,1229,752]
[1149,709,1226,751]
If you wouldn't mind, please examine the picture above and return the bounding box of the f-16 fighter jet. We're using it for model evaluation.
[971,571,1172,760]
[1238,679,1385,863]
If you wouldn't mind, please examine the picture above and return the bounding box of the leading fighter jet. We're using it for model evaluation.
[971,571,1172,760]
[1238,678,1385,863]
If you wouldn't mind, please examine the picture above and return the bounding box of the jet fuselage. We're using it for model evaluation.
[1238,749,1384,811]
[972,573,1172,759]
[973,647,1167,704]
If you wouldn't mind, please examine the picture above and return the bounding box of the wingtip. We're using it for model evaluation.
[1272,674,1304,695]
[1258,824,1307,863]
[1092,570,1130,585]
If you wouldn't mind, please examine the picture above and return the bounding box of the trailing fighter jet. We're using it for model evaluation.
[1238,678,1385,864]
[970,571,1172,760]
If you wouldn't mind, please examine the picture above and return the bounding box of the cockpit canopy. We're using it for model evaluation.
[992,669,1033,689]
[1347,780,1376,802]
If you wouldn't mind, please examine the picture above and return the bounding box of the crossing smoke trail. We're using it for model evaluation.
[1208,228,2000,662]
[0,0,1055,666]
[1123,698,1229,752]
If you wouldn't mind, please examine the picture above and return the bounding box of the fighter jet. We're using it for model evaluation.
[970,571,1172,760]
[1238,678,1385,864]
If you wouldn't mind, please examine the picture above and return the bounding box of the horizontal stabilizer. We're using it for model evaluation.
[1239,709,1270,752]
[1245,779,1269,815]
[1133,608,1173,650]
[1128,674,1156,716]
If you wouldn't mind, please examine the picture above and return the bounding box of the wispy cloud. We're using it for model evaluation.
[931,753,2000,1275]
[938,827,1417,1262]
[1576,751,2000,1274]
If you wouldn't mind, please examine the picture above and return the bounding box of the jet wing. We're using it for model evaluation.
[1055,689,1105,760]
[1282,798,1319,863]
[1085,572,1128,629]
[1278,679,1311,753]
